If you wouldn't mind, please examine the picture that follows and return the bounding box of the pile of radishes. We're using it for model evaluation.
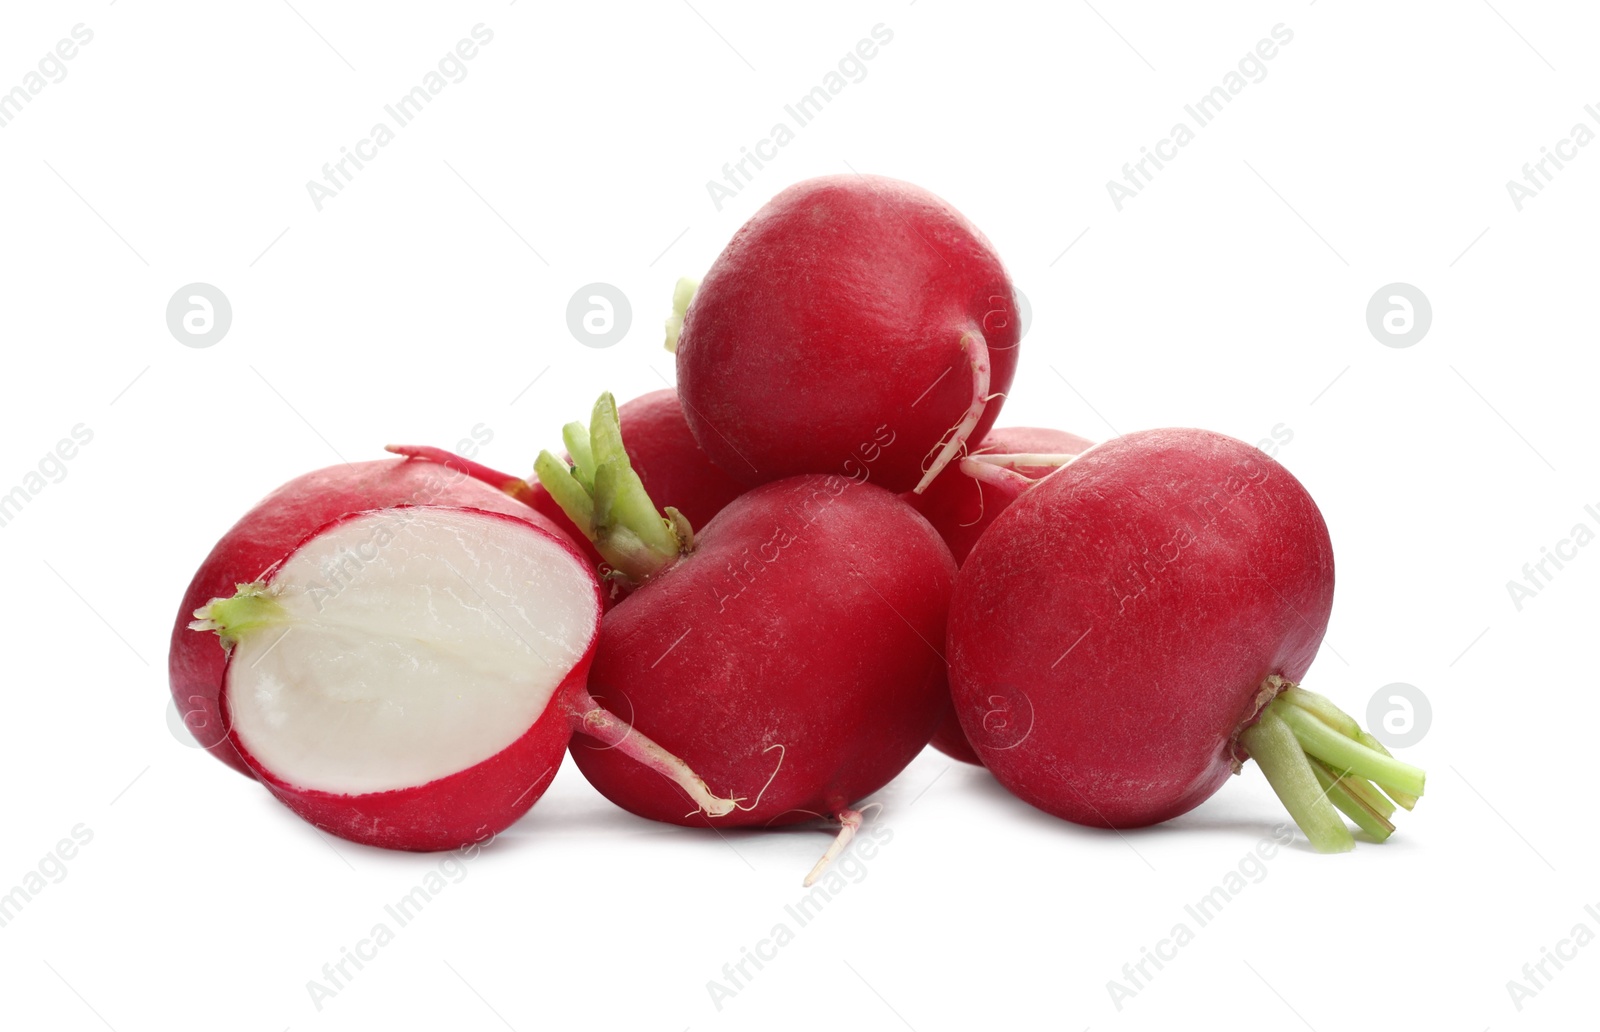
[172,174,1424,875]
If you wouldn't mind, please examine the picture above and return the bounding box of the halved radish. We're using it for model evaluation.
[174,459,738,851]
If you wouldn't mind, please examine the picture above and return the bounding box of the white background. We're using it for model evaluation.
[1,1,1594,1029]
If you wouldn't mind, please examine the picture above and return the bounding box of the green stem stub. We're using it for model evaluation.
[190,582,291,650]
[534,393,689,586]
[663,277,698,354]
[1237,676,1427,853]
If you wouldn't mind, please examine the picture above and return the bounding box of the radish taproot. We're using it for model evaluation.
[910,426,1094,565]
[908,426,1093,764]
[669,174,1021,494]
[946,428,1425,851]
[536,393,956,882]
[171,458,739,851]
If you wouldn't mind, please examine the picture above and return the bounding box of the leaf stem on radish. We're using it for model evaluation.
[1239,675,1426,851]
[190,583,290,650]
[535,393,689,586]
[663,276,698,353]
[1239,706,1353,853]
[1275,702,1426,798]
[1309,759,1394,842]
[561,422,596,492]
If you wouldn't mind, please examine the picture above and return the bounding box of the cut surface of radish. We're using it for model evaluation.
[212,507,597,795]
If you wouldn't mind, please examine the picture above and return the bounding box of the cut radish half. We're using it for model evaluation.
[213,507,596,796]
[177,458,743,853]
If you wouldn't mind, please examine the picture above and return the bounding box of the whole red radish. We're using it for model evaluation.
[389,388,745,602]
[670,175,1021,494]
[536,394,955,881]
[947,429,1425,852]
[908,426,1093,764]
[172,458,738,851]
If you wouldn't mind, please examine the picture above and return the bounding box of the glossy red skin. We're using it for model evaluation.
[220,506,600,852]
[676,175,1021,493]
[170,459,541,777]
[526,389,749,605]
[571,475,956,827]
[948,429,1335,828]
[910,427,1094,765]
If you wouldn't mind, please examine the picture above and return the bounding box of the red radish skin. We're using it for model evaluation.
[528,395,955,879]
[377,445,597,565]
[947,429,1425,851]
[168,459,536,776]
[672,175,1021,494]
[908,427,1093,764]
[173,459,740,852]
[572,475,955,828]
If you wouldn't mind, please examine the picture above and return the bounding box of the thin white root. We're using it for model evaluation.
[684,743,787,820]
[965,452,1082,469]
[913,332,992,495]
[572,692,742,817]
[803,808,865,887]
[958,455,1033,491]
[733,744,785,812]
